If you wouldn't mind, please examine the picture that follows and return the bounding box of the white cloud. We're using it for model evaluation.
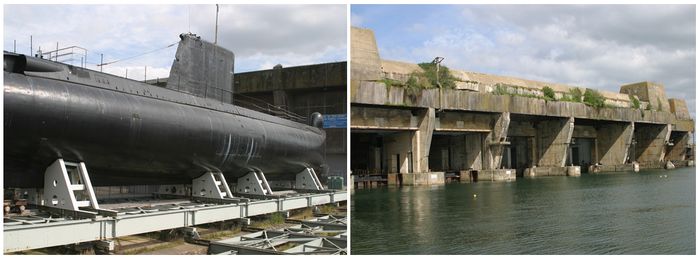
[4,4,347,79]
[351,12,364,27]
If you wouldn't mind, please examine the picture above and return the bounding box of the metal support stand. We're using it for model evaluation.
[43,159,100,212]
[192,172,234,199]
[236,171,274,195]
[296,168,324,190]
[171,227,201,239]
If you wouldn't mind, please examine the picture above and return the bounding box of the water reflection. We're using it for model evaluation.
[351,168,695,254]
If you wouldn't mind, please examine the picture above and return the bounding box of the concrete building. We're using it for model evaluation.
[350,27,694,185]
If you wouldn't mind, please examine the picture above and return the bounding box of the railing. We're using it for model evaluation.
[234,94,307,124]
[36,46,95,68]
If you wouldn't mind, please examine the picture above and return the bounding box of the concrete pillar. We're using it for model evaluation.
[273,90,292,111]
[536,117,574,167]
[596,122,634,165]
[635,124,671,162]
[465,133,484,170]
[414,108,436,173]
[664,131,690,162]
[485,112,510,169]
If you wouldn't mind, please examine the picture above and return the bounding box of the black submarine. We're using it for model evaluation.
[3,33,326,188]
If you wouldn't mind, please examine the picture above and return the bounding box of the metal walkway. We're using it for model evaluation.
[3,190,346,253]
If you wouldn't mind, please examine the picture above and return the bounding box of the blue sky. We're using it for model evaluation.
[3,4,347,80]
[352,4,697,121]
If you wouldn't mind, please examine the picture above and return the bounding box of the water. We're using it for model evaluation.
[350,167,696,254]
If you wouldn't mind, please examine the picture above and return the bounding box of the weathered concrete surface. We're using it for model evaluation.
[351,106,415,129]
[350,27,694,179]
[665,131,691,162]
[351,27,383,82]
[620,81,670,112]
[235,62,346,93]
[400,173,445,186]
[383,131,414,174]
[351,83,693,131]
[589,164,637,173]
[524,167,568,177]
[597,122,634,165]
[567,166,581,176]
[485,112,510,169]
[435,111,493,132]
[635,124,671,163]
[669,98,691,120]
[536,117,574,167]
[415,108,436,173]
[476,169,516,181]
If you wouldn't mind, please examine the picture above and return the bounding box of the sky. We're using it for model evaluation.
[3,4,347,81]
[351,4,697,121]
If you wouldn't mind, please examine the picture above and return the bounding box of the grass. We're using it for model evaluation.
[249,212,286,228]
[319,205,340,215]
[121,240,185,255]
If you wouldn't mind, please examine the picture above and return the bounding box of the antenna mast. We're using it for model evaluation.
[215,4,219,45]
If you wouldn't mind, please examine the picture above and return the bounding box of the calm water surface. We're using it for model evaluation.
[350,167,696,254]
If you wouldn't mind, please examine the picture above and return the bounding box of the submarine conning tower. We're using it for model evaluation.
[166,33,235,104]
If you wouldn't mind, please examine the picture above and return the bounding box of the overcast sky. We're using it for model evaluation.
[3,4,347,80]
[352,4,696,121]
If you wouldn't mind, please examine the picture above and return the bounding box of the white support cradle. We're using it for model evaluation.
[192,172,234,199]
[43,159,100,211]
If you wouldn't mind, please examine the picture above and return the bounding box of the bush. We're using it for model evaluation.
[542,86,555,100]
[657,97,663,111]
[377,79,403,92]
[415,62,459,89]
[583,88,606,107]
[629,94,640,109]
[569,88,583,102]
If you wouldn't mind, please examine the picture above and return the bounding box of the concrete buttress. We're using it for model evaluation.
[485,112,511,169]
[416,108,436,173]
[635,124,672,162]
[537,117,574,167]
[596,122,635,165]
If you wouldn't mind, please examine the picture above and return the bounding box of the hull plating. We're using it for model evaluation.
[3,56,326,188]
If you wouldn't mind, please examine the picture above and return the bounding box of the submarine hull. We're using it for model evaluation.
[4,54,326,188]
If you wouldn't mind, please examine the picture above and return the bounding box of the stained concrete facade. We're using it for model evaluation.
[350,27,694,182]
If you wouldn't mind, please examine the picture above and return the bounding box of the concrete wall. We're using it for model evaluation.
[665,131,691,162]
[596,123,634,165]
[669,98,691,120]
[351,106,415,129]
[400,173,445,186]
[536,117,574,167]
[235,62,346,93]
[351,27,383,82]
[620,81,671,112]
[634,124,671,162]
[383,131,414,174]
[351,83,693,132]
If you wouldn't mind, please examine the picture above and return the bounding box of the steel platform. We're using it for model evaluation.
[3,190,346,253]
